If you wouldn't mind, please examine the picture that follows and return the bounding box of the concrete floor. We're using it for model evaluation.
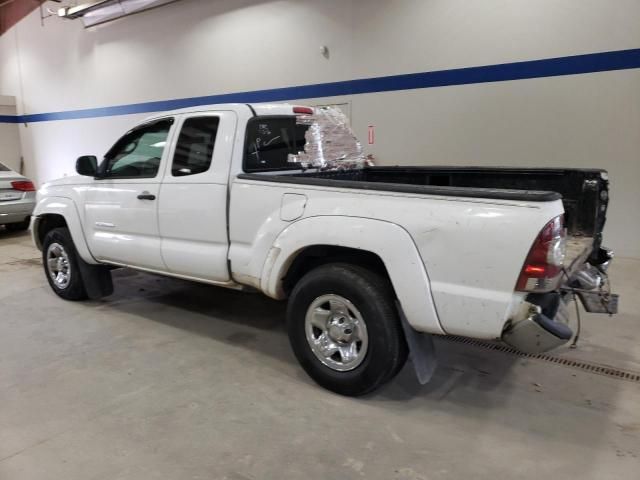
[1,229,639,480]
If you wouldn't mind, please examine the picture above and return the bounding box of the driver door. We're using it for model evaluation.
[83,118,174,271]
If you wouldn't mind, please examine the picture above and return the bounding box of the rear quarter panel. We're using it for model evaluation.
[230,178,563,339]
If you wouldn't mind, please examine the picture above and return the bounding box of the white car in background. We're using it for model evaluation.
[0,162,36,232]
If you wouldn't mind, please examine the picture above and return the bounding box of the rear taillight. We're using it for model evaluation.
[516,215,566,292]
[11,180,36,192]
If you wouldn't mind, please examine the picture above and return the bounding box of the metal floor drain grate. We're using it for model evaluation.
[442,335,640,383]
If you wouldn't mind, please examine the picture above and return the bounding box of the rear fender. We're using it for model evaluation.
[262,216,444,335]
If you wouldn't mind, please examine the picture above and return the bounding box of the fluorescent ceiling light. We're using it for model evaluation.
[58,0,179,27]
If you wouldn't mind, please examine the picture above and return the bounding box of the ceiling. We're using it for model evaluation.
[0,0,182,34]
[0,0,45,37]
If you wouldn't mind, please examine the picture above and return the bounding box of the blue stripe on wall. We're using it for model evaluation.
[0,115,21,123]
[2,48,640,124]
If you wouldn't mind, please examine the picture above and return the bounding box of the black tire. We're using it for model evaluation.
[287,263,408,396]
[6,218,30,232]
[42,227,88,301]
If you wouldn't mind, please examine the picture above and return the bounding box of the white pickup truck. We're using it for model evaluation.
[32,103,617,395]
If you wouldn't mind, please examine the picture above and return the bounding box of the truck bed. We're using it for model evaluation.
[238,166,610,264]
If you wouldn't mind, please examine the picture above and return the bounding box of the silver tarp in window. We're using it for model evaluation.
[289,107,366,170]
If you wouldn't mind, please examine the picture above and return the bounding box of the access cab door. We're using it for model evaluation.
[83,118,175,270]
[157,111,237,282]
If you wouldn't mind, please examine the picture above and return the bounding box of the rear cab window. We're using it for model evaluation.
[243,116,309,172]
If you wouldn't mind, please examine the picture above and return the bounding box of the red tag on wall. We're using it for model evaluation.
[368,125,375,145]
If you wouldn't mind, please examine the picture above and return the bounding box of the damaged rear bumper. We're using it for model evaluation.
[502,247,619,354]
[502,293,573,354]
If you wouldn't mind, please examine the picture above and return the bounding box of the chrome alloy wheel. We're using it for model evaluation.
[46,242,72,290]
[305,294,369,372]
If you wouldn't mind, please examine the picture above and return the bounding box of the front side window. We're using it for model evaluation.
[244,116,309,172]
[171,116,220,177]
[102,119,173,178]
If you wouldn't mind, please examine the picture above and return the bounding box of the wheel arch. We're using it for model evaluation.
[33,214,67,249]
[32,197,96,264]
[282,245,391,296]
[261,216,444,335]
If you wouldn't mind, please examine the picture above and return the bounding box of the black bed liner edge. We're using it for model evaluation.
[236,173,562,202]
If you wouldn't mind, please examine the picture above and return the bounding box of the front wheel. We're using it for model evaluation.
[42,227,88,301]
[287,263,408,396]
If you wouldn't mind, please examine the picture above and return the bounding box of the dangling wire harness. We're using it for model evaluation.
[560,265,615,348]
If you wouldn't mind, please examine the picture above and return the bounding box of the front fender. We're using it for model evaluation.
[262,216,444,335]
[32,196,97,264]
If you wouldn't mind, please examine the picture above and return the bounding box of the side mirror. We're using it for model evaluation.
[76,155,98,177]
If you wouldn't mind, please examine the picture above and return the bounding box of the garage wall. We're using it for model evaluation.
[0,95,21,172]
[0,0,638,257]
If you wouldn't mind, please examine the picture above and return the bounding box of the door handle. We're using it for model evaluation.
[137,192,156,201]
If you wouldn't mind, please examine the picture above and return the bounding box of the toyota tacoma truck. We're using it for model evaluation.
[32,103,618,396]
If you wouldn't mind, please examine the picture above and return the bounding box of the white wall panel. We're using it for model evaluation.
[5,0,354,112]
[0,96,21,172]
[351,0,640,76]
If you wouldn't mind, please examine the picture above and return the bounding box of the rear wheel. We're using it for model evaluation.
[42,227,88,301]
[287,263,407,396]
[5,218,30,232]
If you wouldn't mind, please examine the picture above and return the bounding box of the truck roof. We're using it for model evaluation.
[143,102,306,122]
